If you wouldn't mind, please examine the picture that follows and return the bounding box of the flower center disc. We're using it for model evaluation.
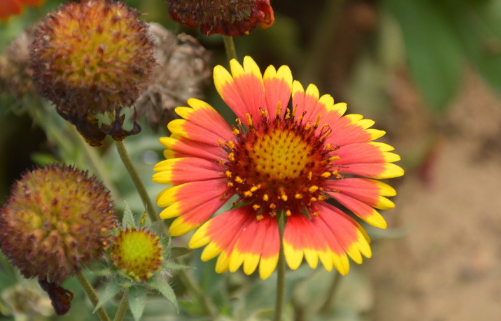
[249,128,312,181]
[224,113,336,217]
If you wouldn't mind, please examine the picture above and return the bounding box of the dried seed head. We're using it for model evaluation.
[166,0,274,36]
[110,228,163,281]
[30,0,155,146]
[0,165,117,284]
[0,25,38,97]
[135,23,212,131]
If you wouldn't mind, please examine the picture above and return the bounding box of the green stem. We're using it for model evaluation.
[75,272,111,321]
[273,212,286,321]
[176,264,217,318]
[72,128,121,202]
[114,140,158,223]
[318,272,341,314]
[299,0,345,83]
[223,35,238,62]
[113,288,129,321]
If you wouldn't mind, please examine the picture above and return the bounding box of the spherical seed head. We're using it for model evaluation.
[0,165,117,284]
[167,0,274,36]
[110,228,163,281]
[30,0,155,118]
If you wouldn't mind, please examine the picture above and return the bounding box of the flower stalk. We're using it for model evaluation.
[113,288,129,321]
[273,212,286,321]
[75,272,111,321]
[223,35,238,62]
[115,140,158,223]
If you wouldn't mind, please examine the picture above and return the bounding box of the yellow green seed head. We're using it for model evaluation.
[110,228,163,281]
[0,165,117,284]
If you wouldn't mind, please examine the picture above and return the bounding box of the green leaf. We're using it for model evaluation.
[170,247,193,258]
[129,287,147,321]
[447,1,501,96]
[162,260,192,271]
[149,274,178,311]
[93,279,122,313]
[385,0,463,113]
[122,202,136,229]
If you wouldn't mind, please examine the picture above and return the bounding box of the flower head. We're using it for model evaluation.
[153,56,404,279]
[110,228,164,281]
[30,0,155,146]
[0,164,117,284]
[166,0,274,36]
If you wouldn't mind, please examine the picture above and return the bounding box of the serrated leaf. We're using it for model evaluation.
[129,287,147,321]
[170,247,193,258]
[385,0,462,113]
[93,279,122,313]
[122,202,136,229]
[149,274,178,311]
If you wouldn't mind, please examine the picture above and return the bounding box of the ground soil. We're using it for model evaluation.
[366,70,501,321]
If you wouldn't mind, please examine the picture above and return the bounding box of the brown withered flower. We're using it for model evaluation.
[30,0,155,146]
[0,25,38,97]
[0,164,117,285]
[166,0,274,36]
[135,23,212,131]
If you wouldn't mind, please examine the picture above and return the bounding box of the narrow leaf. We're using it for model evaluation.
[170,247,193,258]
[122,202,136,229]
[129,287,147,321]
[93,279,121,313]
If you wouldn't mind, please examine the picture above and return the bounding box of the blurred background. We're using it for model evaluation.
[1,0,501,320]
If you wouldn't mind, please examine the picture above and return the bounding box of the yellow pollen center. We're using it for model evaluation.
[249,129,312,180]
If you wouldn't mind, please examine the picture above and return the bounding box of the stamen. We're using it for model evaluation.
[285,210,291,216]
[259,107,268,118]
[281,194,288,201]
[232,127,240,136]
[270,203,276,209]
[244,191,253,197]
[253,204,261,211]
[227,182,233,187]
[246,114,253,127]
[294,193,303,199]
[226,141,235,150]
[309,186,319,193]
[228,153,235,162]
[256,214,264,221]
[307,171,312,180]
[235,176,244,184]
[225,171,232,178]
[276,101,282,117]
[263,194,269,201]
[321,172,331,178]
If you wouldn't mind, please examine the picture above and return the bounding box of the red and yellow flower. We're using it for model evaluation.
[0,0,46,21]
[153,56,404,279]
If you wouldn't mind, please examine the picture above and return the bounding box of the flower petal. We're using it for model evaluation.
[327,191,388,229]
[160,136,228,161]
[326,178,396,209]
[263,64,292,118]
[153,157,225,185]
[214,57,266,123]
[340,163,405,179]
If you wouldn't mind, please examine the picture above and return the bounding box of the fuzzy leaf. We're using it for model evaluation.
[149,274,178,311]
[122,202,136,229]
[129,287,147,321]
[93,279,121,313]
[170,247,193,258]
[162,260,192,271]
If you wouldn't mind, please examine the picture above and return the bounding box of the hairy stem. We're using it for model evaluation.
[114,140,158,223]
[223,35,238,62]
[113,288,129,321]
[273,212,286,321]
[75,272,111,321]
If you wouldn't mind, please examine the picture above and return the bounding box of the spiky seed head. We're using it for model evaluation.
[166,0,274,36]
[30,0,155,116]
[0,164,117,284]
[110,228,163,281]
